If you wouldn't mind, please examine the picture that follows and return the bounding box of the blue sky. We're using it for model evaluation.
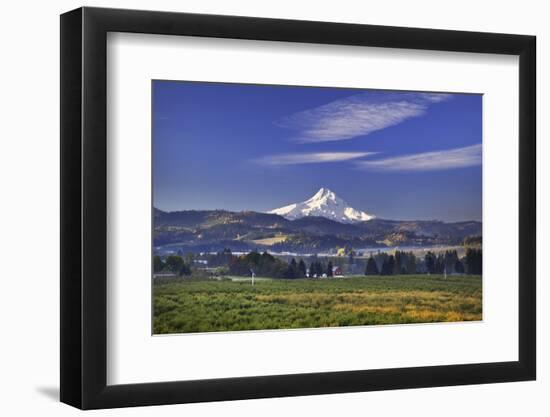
[153,81,482,222]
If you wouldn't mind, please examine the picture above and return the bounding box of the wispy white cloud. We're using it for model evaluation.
[416,92,454,103]
[255,151,376,166]
[278,91,452,143]
[355,144,481,172]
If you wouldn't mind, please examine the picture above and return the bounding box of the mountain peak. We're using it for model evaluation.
[268,188,374,223]
[311,187,335,200]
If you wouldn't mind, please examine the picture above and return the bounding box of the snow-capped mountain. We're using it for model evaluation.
[267,187,375,223]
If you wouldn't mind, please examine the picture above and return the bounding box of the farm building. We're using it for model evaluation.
[332,266,343,276]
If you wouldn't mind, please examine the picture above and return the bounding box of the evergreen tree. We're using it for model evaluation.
[381,255,395,275]
[289,258,298,278]
[445,250,459,273]
[298,259,307,278]
[309,262,315,277]
[327,261,333,277]
[406,252,417,274]
[283,265,294,279]
[465,248,482,274]
[425,252,436,274]
[315,261,324,276]
[380,259,389,275]
[435,254,445,274]
[347,248,355,274]
[393,251,402,275]
[454,259,465,274]
[365,256,379,275]
[387,255,395,275]
[153,255,164,272]
[375,253,388,273]
[284,259,298,279]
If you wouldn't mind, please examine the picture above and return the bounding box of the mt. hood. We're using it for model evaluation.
[268,188,375,223]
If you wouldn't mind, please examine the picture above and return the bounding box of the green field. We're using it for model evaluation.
[153,275,482,334]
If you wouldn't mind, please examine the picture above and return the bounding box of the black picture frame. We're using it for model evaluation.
[60,6,536,410]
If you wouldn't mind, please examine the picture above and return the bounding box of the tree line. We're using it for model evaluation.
[154,254,192,276]
[224,250,335,279]
[154,247,482,278]
[364,249,482,276]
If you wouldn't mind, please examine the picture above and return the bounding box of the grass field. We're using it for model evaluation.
[153,275,482,334]
[249,236,288,245]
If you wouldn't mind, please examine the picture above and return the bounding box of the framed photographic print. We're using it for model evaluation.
[60,7,536,409]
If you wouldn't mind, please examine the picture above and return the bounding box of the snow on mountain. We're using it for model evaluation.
[268,187,375,223]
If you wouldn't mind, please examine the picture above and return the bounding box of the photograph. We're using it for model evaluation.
[152,81,483,335]
[51,3,539,412]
